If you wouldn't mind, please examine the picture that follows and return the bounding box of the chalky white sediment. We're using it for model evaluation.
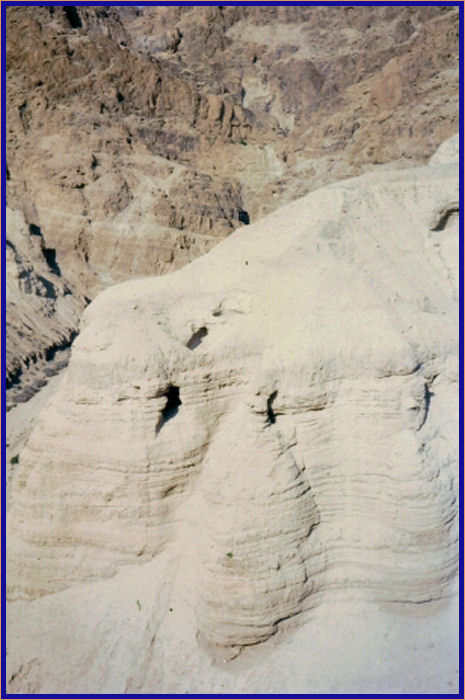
[6,136,459,692]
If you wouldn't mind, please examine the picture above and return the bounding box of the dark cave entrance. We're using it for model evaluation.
[156,385,182,433]
[63,6,82,29]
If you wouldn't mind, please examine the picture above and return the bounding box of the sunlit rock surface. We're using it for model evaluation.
[6,136,459,693]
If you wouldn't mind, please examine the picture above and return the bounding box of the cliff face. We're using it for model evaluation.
[6,137,459,692]
[5,5,459,399]
[5,208,88,405]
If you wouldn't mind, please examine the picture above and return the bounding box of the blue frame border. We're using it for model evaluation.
[459,0,464,698]
[1,1,463,699]
[1,0,7,697]
[0,1,463,5]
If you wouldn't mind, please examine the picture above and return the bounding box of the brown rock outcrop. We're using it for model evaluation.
[5,208,87,406]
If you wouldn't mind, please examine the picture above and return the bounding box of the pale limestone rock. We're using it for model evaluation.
[429,132,459,165]
[6,137,459,692]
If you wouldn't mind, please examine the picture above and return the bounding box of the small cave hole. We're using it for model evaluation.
[156,385,182,434]
[238,208,250,225]
[116,91,125,103]
[63,6,82,29]
[187,326,208,350]
[43,247,61,276]
[29,223,42,237]
[266,390,278,425]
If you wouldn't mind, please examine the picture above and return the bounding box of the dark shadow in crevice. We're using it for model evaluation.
[187,326,208,350]
[43,247,61,276]
[63,6,82,28]
[266,390,278,425]
[6,331,78,391]
[418,382,434,431]
[27,223,61,275]
[431,206,459,232]
[29,223,42,237]
[156,385,182,434]
[238,208,250,225]
[36,275,58,299]
[44,331,78,362]
[6,366,22,390]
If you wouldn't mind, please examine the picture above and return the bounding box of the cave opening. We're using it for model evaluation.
[156,385,182,433]
[238,209,250,225]
[187,327,208,350]
[29,223,42,237]
[63,6,82,29]
[43,247,61,276]
[266,391,278,425]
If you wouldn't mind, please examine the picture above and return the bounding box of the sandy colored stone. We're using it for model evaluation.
[6,137,459,692]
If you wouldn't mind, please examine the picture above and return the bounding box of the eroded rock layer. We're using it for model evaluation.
[5,208,88,406]
[6,5,459,400]
[7,137,459,656]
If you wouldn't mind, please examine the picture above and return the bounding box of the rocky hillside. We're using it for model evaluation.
[5,207,88,405]
[5,5,459,400]
[6,135,459,694]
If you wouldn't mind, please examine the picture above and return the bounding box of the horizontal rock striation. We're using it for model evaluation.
[7,137,459,654]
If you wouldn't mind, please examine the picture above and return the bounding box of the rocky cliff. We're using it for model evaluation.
[5,208,88,406]
[6,135,459,693]
[5,5,459,401]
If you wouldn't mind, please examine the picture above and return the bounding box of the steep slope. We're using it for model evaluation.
[5,5,459,401]
[5,208,88,407]
[6,136,459,693]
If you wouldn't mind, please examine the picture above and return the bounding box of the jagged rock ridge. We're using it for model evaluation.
[5,208,88,406]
